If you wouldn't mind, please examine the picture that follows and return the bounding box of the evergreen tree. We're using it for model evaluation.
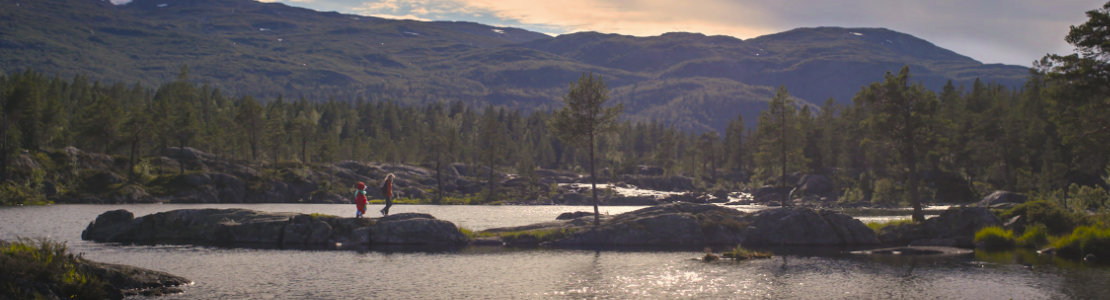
[854,66,939,222]
[753,86,806,206]
[549,72,623,226]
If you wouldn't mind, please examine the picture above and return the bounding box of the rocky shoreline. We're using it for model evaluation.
[82,203,1004,250]
[73,203,1004,298]
[82,209,468,249]
[0,239,190,299]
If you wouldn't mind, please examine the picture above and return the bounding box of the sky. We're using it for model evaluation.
[120,0,1106,66]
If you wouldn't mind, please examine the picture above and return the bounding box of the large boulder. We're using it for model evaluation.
[550,202,746,246]
[753,185,789,204]
[977,190,1028,208]
[369,213,468,245]
[548,203,878,247]
[794,174,834,196]
[742,207,879,246]
[83,209,468,248]
[878,207,1002,247]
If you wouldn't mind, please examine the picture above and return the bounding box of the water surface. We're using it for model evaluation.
[1,204,1105,299]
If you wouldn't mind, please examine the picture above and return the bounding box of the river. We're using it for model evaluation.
[1,204,1107,299]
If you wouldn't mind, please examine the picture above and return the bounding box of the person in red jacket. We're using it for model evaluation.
[379,173,395,216]
[354,181,368,218]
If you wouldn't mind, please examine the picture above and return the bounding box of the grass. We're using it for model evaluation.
[1016,224,1049,248]
[309,213,338,219]
[721,244,772,260]
[974,226,1015,250]
[865,219,914,233]
[1,238,109,299]
[1051,226,1110,260]
[472,228,578,244]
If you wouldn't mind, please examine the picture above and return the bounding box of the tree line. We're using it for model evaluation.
[3,3,1109,211]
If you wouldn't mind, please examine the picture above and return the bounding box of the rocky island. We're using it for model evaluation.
[82,203,906,250]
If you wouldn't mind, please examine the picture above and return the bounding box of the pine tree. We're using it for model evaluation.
[854,66,939,222]
[549,72,623,226]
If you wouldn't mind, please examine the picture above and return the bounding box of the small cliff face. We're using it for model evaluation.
[82,209,468,248]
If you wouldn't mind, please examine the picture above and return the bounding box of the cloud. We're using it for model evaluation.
[311,0,1106,65]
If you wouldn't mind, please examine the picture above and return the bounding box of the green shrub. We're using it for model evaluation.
[1052,226,1110,260]
[974,226,1015,250]
[1002,200,1085,235]
[1016,223,1049,248]
[0,180,50,206]
[1,238,109,299]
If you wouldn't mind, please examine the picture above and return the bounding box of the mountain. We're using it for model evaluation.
[0,0,1030,132]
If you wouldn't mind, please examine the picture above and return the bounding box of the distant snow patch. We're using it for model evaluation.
[259,28,270,32]
[109,0,133,5]
[491,29,505,34]
[404,31,420,36]
[850,32,863,36]
[157,3,167,8]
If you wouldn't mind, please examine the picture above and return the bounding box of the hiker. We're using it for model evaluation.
[353,181,368,218]
[379,173,395,216]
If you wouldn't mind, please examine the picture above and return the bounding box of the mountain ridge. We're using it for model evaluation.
[0,0,1030,132]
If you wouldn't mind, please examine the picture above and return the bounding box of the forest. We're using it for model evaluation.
[2,4,1108,213]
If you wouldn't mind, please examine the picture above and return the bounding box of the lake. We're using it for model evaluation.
[1,204,1107,299]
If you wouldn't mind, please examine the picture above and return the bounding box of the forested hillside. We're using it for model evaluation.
[0,0,1027,132]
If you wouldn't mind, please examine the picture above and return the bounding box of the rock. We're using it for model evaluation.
[83,209,468,248]
[1003,215,1023,229]
[607,195,660,205]
[618,175,695,191]
[551,203,725,246]
[635,165,665,176]
[851,246,973,256]
[741,207,880,246]
[753,185,789,204]
[556,211,594,220]
[878,207,1002,247]
[909,239,957,247]
[83,170,125,193]
[659,193,711,204]
[79,260,192,298]
[81,209,135,241]
[470,237,504,246]
[977,190,1027,207]
[369,213,468,245]
[552,192,588,205]
[282,215,334,246]
[1037,247,1057,255]
[548,203,878,247]
[710,190,730,203]
[163,147,213,162]
[795,174,834,196]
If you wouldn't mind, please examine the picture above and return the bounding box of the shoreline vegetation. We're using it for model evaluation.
[0,238,191,300]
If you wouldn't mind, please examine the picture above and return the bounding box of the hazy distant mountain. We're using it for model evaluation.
[0,0,1029,132]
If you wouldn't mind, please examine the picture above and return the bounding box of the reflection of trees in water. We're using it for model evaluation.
[559,250,603,298]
